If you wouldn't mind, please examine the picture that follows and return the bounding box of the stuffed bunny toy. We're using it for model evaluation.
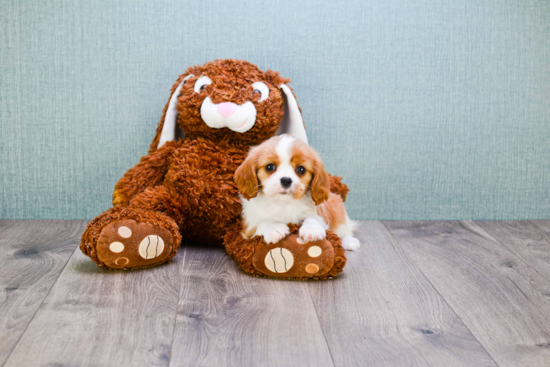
[80,59,347,278]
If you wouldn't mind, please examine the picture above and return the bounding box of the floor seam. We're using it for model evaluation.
[379,220,502,367]
[473,220,550,285]
[167,246,188,367]
[306,284,337,367]
[2,221,85,367]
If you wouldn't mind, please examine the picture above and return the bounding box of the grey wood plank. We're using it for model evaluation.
[4,238,185,367]
[477,221,550,281]
[0,220,86,367]
[169,245,334,367]
[309,221,497,367]
[530,221,550,252]
[384,221,550,367]
[531,221,550,237]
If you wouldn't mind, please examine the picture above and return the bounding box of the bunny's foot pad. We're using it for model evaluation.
[80,207,181,270]
[253,236,335,278]
[96,220,174,270]
[224,223,347,280]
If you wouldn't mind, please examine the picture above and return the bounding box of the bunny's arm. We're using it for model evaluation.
[112,142,176,207]
[329,174,349,202]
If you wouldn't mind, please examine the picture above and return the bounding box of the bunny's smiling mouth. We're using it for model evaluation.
[200,97,257,133]
[237,119,249,128]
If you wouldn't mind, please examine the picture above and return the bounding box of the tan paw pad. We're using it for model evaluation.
[307,245,322,257]
[115,257,129,266]
[109,242,125,253]
[118,226,132,238]
[305,263,320,274]
[264,247,294,273]
[139,235,165,260]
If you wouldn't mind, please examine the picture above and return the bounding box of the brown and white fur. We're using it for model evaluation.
[234,134,360,250]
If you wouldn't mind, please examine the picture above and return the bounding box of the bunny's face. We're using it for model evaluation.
[175,60,288,144]
[152,59,308,152]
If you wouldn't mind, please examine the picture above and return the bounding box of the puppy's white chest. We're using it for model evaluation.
[242,193,317,228]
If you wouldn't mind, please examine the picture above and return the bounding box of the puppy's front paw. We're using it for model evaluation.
[257,223,290,244]
[299,222,326,242]
[342,236,361,251]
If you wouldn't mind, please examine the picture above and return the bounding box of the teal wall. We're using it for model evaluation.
[1,0,549,220]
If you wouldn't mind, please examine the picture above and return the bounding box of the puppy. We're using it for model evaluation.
[234,134,360,250]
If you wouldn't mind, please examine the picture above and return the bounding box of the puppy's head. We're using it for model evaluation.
[235,134,330,205]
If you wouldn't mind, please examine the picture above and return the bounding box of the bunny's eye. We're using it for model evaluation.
[251,82,269,102]
[194,76,212,93]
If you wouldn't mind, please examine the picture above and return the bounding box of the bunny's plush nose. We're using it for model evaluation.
[217,102,236,118]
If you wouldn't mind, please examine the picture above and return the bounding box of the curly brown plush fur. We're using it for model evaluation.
[80,59,348,276]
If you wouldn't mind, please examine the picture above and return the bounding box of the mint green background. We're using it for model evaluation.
[1,0,549,220]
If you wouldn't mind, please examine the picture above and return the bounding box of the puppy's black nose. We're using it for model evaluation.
[280,177,292,188]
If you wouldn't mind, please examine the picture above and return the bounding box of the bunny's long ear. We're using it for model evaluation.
[275,84,308,145]
[148,74,194,153]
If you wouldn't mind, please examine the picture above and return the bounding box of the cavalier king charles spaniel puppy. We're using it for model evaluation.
[234,134,360,250]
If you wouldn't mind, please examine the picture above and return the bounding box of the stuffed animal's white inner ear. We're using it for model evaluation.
[276,84,308,145]
[158,74,194,149]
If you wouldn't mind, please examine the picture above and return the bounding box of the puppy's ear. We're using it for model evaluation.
[149,73,194,154]
[234,153,260,200]
[310,156,330,205]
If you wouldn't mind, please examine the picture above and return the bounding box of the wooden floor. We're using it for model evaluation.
[1,221,550,366]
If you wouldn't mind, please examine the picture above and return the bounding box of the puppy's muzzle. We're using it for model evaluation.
[280,177,292,189]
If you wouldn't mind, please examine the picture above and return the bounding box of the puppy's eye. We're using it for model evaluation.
[251,82,269,102]
[296,166,306,175]
[265,163,276,172]
[194,76,212,93]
